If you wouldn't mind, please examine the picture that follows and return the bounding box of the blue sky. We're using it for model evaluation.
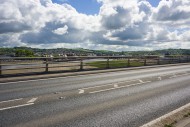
[52,0,161,15]
[53,0,101,15]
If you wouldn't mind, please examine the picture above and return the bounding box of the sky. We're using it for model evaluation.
[52,0,161,14]
[0,0,190,51]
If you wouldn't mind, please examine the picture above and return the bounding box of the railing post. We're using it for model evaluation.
[157,58,160,65]
[80,59,83,70]
[0,59,2,76]
[106,57,110,69]
[144,58,147,66]
[128,58,130,67]
[186,56,189,62]
[178,56,181,63]
[45,58,48,72]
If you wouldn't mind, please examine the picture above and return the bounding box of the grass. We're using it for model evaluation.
[164,124,173,127]
[164,120,177,127]
[86,60,144,69]
[183,112,190,118]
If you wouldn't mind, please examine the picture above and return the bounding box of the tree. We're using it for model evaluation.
[15,49,34,57]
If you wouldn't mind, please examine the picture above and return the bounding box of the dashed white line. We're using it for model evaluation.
[170,73,189,78]
[0,103,34,111]
[139,80,144,83]
[89,81,151,94]
[89,87,118,94]
[27,97,38,103]
[0,98,23,104]
[158,77,162,80]
[114,84,119,88]
[81,79,138,90]
[78,89,85,94]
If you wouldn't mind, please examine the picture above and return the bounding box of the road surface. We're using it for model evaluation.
[0,64,190,127]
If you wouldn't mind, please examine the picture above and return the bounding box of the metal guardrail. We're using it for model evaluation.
[0,55,189,76]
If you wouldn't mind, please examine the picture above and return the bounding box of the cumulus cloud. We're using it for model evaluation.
[153,0,190,21]
[52,25,68,35]
[0,0,190,51]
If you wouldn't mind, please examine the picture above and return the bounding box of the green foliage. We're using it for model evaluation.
[86,60,144,68]
[164,124,173,127]
[1,47,190,57]
[15,49,34,57]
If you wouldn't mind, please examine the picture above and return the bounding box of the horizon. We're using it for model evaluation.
[1,46,189,53]
[0,0,190,51]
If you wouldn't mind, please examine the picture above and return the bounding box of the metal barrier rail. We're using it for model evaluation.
[0,55,189,76]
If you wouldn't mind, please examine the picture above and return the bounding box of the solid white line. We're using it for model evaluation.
[0,103,34,111]
[78,89,85,94]
[140,102,190,127]
[27,97,38,103]
[0,98,23,104]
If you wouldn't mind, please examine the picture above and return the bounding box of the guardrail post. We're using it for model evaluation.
[144,58,147,66]
[0,60,2,76]
[45,58,48,72]
[178,56,181,63]
[106,57,110,69]
[127,58,130,67]
[157,58,160,65]
[80,59,83,70]
[186,56,188,62]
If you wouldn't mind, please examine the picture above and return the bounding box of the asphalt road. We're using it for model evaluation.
[0,64,190,127]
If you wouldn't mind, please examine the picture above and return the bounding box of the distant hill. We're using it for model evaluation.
[0,47,190,57]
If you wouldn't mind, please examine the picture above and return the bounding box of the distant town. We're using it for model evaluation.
[1,47,190,57]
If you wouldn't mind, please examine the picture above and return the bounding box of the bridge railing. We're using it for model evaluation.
[0,55,189,76]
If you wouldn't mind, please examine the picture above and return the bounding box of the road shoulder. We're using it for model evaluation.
[140,103,190,127]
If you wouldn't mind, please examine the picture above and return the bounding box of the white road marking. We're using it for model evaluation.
[78,89,84,94]
[27,97,38,103]
[116,79,138,84]
[81,79,138,90]
[89,81,151,94]
[158,77,162,81]
[170,73,189,78]
[158,77,162,80]
[81,83,113,90]
[139,80,144,83]
[0,103,34,111]
[89,87,118,94]
[114,84,118,88]
[0,98,23,104]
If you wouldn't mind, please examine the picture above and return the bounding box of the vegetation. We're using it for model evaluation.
[183,112,190,118]
[1,47,190,57]
[86,60,144,68]
[15,49,34,57]
[164,124,173,127]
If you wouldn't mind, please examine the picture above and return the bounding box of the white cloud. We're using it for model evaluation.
[53,25,68,35]
[0,0,190,51]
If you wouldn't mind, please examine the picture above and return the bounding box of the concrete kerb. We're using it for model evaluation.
[0,63,190,83]
[140,102,190,127]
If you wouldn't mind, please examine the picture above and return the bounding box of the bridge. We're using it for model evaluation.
[0,56,190,127]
